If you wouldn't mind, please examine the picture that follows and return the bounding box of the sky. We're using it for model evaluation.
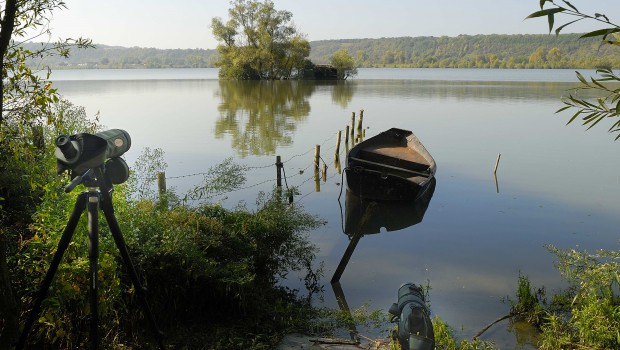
[39,0,620,50]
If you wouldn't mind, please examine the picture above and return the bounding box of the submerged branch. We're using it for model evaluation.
[472,313,515,340]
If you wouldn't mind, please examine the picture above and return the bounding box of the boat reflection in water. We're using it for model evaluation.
[344,178,436,236]
[331,178,436,343]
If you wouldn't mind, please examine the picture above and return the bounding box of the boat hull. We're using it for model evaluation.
[345,128,435,201]
[345,167,432,201]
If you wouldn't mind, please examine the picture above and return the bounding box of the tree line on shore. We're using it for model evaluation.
[22,33,620,70]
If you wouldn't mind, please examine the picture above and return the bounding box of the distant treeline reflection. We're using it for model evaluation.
[350,80,603,101]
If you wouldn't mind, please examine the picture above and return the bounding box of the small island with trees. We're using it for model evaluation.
[210,0,357,80]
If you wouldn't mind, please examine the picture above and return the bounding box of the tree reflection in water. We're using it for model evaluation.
[214,80,357,156]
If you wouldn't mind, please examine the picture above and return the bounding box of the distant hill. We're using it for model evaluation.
[21,42,217,69]
[309,34,620,69]
[22,33,620,70]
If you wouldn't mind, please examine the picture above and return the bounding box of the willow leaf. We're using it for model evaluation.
[539,0,548,9]
[575,71,588,85]
[567,95,583,106]
[591,78,607,90]
[598,98,610,112]
[555,18,583,35]
[597,75,616,81]
[580,28,620,39]
[525,8,565,19]
[556,105,572,113]
[547,14,555,33]
[608,120,620,132]
[561,0,578,12]
[566,110,582,125]
[569,96,595,108]
[586,115,606,130]
[582,112,599,125]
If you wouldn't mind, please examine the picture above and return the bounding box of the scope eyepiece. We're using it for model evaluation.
[55,135,80,163]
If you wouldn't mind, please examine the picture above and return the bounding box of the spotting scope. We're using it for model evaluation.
[389,283,435,350]
[55,129,131,187]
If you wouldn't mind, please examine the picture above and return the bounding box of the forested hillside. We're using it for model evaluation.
[309,34,620,69]
[23,33,620,69]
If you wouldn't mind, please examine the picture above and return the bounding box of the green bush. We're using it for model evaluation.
[14,121,325,348]
[506,245,620,349]
[537,245,620,350]
[432,316,497,350]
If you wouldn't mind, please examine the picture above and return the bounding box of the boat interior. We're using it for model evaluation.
[354,143,431,176]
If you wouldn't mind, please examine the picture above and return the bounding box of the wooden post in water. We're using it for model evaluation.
[335,130,342,160]
[357,109,364,142]
[314,168,320,192]
[493,153,501,194]
[314,145,320,171]
[276,155,283,187]
[345,125,350,145]
[335,157,341,174]
[350,112,356,143]
[322,163,327,182]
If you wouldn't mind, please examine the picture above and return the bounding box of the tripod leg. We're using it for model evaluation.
[87,189,100,350]
[99,192,165,349]
[16,192,88,350]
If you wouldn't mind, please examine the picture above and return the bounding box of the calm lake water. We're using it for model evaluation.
[50,68,620,348]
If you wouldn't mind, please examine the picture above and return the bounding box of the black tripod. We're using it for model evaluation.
[16,167,164,350]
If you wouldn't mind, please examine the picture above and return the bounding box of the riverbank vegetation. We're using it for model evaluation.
[504,246,620,350]
[1,101,327,348]
[22,33,620,70]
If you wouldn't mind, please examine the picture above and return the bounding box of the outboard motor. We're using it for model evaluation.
[388,283,435,350]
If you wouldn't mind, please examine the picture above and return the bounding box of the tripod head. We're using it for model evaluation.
[55,129,131,192]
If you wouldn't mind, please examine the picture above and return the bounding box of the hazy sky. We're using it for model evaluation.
[40,0,620,50]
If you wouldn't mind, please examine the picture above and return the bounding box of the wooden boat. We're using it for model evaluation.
[345,128,436,201]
